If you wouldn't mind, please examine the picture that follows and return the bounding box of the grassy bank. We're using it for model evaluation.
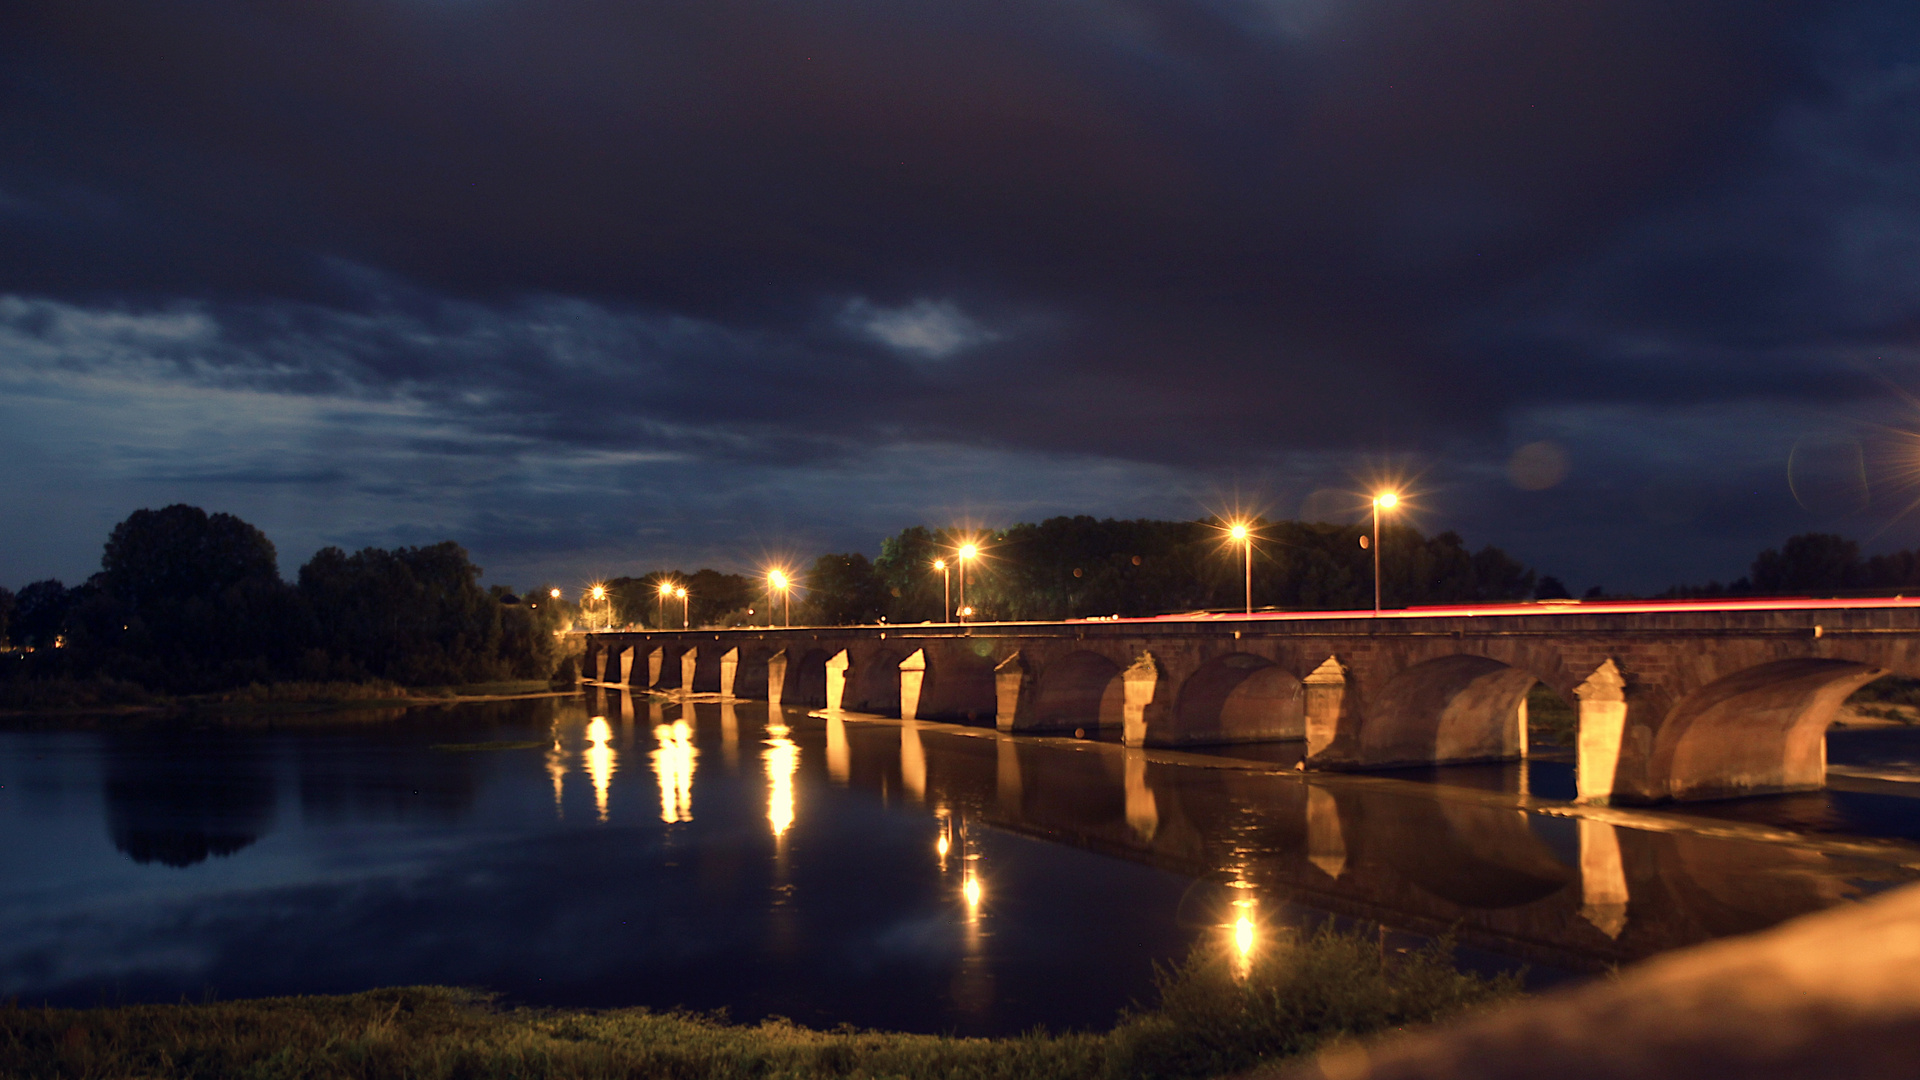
[0,927,1518,1080]
[0,677,567,720]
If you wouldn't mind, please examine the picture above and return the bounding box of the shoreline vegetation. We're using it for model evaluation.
[0,927,1520,1080]
[0,677,571,722]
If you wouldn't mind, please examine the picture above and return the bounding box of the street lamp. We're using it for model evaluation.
[674,585,689,629]
[957,543,979,623]
[1228,522,1253,615]
[767,569,791,627]
[657,580,675,629]
[932,559,950,623]
[590,584,607,630]
[1371,492,1398,613]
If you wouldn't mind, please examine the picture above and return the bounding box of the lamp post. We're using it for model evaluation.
[675,585,689,629]
[1229,522,1253,615]
[590,585,607,631]
[1372,492,1398,613]
[768,570,790,627]
[932,559,951,623]
[956,543,978,623]
[657,580,674,629]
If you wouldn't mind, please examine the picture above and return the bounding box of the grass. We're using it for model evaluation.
[0,926,1518,1080]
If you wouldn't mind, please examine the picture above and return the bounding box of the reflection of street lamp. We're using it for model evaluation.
[674,585,689,629]
[768,570,791,627]
[932,559,950,623]
[1371,492,1398,613]
[957,543,978,623]
[1228,522,1253,615]
[657,580,675,629]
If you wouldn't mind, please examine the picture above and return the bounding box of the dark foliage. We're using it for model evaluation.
[601,569,755,629]
[3,506,561,695]
[1665,532,1920,598]
[299,541,551,685]
[867,516,1537,623]
[801,553,891,626]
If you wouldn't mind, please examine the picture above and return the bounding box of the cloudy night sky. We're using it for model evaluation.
[3,0,1919,595]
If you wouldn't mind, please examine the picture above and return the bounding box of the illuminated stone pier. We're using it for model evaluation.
[584,599,1920,804]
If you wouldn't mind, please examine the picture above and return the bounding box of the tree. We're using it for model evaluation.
[801,553,890,625]
[299,541,511,685]
[101,505,280,610]
[1750,534,1861,595]
[12,580,71,650]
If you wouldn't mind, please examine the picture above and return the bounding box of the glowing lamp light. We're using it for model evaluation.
[958,543,978,561]
[768,570,789,590]
[674,586,687,599]
[932,559,946,571]
[591,585,606,601]
[1374,492,1399,509]
[549,588,562,599]
[1228,523,1249,541]
[963,873,983,910]
[937,833,951,857]
[659,581,675,597]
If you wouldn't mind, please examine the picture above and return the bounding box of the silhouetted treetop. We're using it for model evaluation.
[102,504,280,610]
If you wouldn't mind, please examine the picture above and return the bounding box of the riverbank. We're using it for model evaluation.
[0,677,571,723]
[0,927,1517,1080]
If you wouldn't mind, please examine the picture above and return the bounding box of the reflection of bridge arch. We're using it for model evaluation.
[1171,653,1304,744]
[1363,795,1575,908]
[1033,651,1124,731]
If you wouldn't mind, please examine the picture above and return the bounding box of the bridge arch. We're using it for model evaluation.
[788,648,833,709]
[1033,651,1125,731]
[846,647,905,716]
[1647,658,1883,801]
[1171,653,1305,744]
[1361,655,1541,766]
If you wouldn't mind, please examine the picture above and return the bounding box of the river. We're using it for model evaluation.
[2,689,1917,1035]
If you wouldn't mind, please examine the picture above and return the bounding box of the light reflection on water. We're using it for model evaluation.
[652,720,695,824]
[2,691,1920,1036]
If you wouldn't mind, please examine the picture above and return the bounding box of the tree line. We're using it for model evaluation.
[1662,532,1920,599]
[0,505,567,693]
[514,516,1545,632]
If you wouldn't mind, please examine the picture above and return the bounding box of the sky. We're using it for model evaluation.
[3,0,1920,596]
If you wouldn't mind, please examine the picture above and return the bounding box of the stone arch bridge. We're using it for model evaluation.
[582,599,1920,804]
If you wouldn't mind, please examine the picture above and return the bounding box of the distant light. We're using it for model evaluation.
[659,581,675,597]
[958,605,974,617]
[768,569,789,590]
[1228,523,1249,541]
[591,585,606,600]
[936,833,950,857]
[674,586,687,599]
[550,588,562,599]
[963,873,982,909]
[1374,492,1398,509]
[932,559,946,571]
[958,543,978,561]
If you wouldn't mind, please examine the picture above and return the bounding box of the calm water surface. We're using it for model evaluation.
[2,692,1918,1034]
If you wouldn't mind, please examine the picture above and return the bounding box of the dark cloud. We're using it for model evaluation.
[1,0,1918,589]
